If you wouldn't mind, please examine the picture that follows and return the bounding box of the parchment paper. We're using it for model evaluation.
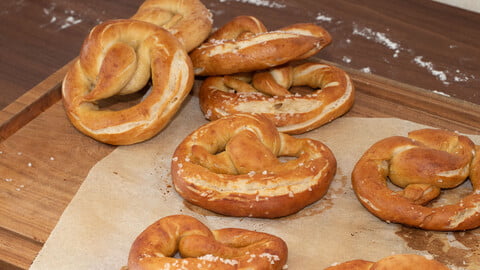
[30,96,480,270]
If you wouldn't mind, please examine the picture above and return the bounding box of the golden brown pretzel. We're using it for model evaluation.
[127,215,288,270]
[190,16,332,76]
[131,0,213,52]
[62,19,194,145]
[199,62,354,134]
[324,254,450,270]
[352,128,480,231]
[171,113,337,218]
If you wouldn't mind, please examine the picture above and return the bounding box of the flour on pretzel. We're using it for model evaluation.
[190,16,332,75]
[171,113,336,218]
[127,215,288,270]
[199,62,354,134]
[131,0,213,51]
[325,254,450,270]
[62,19,193,145]
[352,128,480,231]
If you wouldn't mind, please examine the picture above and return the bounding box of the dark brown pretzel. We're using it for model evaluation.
[352,128,480,231]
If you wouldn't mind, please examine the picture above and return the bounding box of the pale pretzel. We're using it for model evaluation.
[190,16,332,76]
[171,113,336,218]
[199,62,354,134]
[325,254,450,270]
[127,215,288,270]
[62,19,194,145]
[352,128,480,231]
[131,0,213,52]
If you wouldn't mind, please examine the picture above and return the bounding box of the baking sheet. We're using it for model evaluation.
[30,96,480,269]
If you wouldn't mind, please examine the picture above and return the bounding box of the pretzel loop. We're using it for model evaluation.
[127,215,288,270]
[199,62,354,134]
[171,113,336,218]
[62,19,194,145]
[131,0,213,52]
[352,128,480,231]
[190,16,332,76]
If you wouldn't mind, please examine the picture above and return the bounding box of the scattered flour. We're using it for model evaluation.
[41,3,83,30]
[316,11,333,22]
[432,90,451,97]
[219,0,286,8]
[350,22,476,87]
[342,56,352,64]
[360,67,372,74]
[413,56,449,85]
[352,23,401,58]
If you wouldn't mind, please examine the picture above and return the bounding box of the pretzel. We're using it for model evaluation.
[127,215,288,270]
[325,254,450,270]
[62,19,194,145]
[199,62,354,134]
[131,0,213,52]
[352,128,480,231]
[190,16,332,76]
[171,113,336,218]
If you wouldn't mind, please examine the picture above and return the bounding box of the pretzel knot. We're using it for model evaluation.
[62,19,194,145]
[190,16,332,76]
[131,0,213,52]
[171,113,337,218]
[127,215,288,270]
[325,254,450,270]
[199,62,354,134]
[352,128,480,231]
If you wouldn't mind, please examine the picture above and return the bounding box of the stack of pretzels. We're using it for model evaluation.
[62,0,354,145]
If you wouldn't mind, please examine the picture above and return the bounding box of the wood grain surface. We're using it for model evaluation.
[1,0,479,269]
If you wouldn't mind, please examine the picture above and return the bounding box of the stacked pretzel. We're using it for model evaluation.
[193,15,355,134]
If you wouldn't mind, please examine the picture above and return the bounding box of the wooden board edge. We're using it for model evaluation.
[0,60,75,142]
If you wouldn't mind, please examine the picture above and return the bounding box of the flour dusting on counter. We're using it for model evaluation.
[316,11,333,22]
[432,90,451,97]
[218,0,286,8]
[352,23,401,58]
[41,2,84,30]
[413,56,448,85]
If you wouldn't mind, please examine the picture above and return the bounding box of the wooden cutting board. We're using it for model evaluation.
[0,57,479,269]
